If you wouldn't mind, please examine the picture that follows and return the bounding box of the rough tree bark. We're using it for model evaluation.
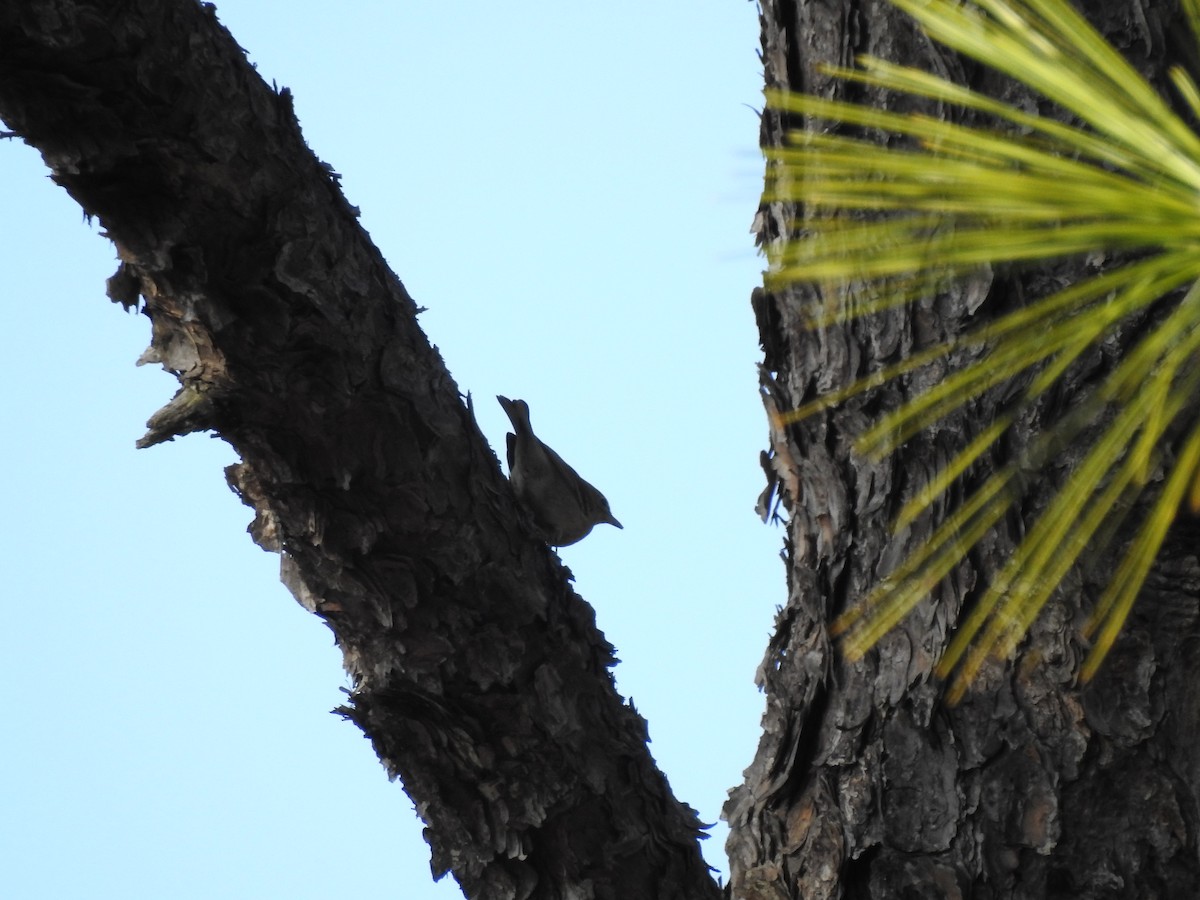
[9,0,1197,897]
[0,3,719,899]
[725,0,1200,897]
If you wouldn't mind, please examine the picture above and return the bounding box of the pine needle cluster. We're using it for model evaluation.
[766,0,1200,699]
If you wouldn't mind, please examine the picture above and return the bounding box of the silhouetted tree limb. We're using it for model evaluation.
[0,4,719,899]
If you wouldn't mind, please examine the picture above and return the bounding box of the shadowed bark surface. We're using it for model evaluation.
[0,3,720,899]
[725,0,1200,897]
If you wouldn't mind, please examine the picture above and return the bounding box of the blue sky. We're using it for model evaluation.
[1,3,781,897]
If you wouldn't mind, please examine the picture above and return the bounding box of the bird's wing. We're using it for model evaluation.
[506,432,516,470]
[544,443,614,516]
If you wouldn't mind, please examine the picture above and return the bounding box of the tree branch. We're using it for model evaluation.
[0,3,719,898]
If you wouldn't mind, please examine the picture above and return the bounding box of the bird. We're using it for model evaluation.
[497,395,623,546]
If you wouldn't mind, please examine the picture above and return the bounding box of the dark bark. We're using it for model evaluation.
[727,0,1200,898]
[0,3,719,899]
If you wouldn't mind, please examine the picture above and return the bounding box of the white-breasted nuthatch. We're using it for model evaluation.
[497,395,623,546]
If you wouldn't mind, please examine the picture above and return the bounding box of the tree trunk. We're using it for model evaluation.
[726,0,1200,897]
[0,4,720,899]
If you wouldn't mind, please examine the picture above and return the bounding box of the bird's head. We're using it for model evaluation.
[496,395,532,431]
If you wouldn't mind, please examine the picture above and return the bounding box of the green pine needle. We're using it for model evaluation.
[768,0,1200,697]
